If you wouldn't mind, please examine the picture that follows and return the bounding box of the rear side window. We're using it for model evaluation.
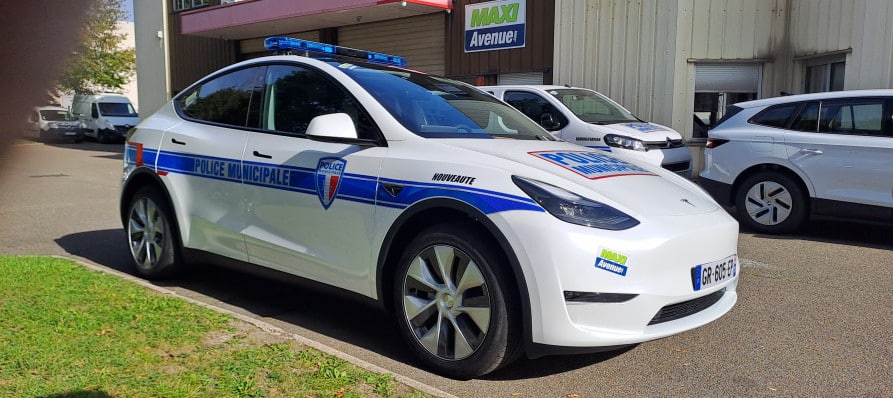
[790,102,820,131]
[750,104,799,128]
[178,66,265,127]
[819,99,887,135]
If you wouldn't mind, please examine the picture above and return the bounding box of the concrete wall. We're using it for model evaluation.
[134,0,170,120]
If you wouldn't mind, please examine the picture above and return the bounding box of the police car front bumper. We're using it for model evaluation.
[491,207,739,350]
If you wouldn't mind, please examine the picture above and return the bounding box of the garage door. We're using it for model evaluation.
[239,31,321,60]
[339,14,446,75]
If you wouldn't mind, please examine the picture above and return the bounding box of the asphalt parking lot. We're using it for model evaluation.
[1,140,890,397]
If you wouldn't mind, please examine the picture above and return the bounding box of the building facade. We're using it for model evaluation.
[135,0,893,172]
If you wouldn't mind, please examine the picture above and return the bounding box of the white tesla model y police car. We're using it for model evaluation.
[120,37,739,379]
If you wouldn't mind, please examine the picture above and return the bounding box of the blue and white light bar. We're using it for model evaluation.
[264,36,407,67]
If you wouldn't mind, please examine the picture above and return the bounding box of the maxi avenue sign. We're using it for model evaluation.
[464,0,527,53]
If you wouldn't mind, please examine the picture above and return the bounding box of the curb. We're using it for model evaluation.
[58,255,459,398]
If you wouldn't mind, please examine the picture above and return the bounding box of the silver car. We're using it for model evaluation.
[699,90,893,233]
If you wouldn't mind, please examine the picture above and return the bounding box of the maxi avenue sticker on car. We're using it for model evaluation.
[464,0,526,52]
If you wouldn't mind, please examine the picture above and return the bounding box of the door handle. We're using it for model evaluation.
[799,148,823,155]
[252,150,272,159]
[171,138,186,145]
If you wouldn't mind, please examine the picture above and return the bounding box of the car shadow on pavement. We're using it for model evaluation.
[743,220,893,250]
[54,229,133,274]
[54,229,645,379]
[482,345,636,381]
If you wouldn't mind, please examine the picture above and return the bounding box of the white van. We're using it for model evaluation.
[26,106,85,142]
[481,85,693,178]
[71,93,139,143]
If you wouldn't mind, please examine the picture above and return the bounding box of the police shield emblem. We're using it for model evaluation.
[315,157,346,209]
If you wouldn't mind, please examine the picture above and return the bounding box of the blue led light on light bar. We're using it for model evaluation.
[264,37,335,54]
[264,36,407,68]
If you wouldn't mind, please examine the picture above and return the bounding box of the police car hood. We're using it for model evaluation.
[595,122,682,141]
[441,139,718,216]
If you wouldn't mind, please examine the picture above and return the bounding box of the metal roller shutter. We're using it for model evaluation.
[498,72,544,85]
[339,14,446,75]
[695,63,761,93]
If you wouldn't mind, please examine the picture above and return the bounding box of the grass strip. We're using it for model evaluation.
[0,256,428,398]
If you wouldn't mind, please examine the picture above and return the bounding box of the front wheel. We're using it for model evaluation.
[735,171,807,234]
[393,223,521,379]
[126,187,182,279]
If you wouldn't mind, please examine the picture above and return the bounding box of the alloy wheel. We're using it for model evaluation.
[401,244,492,360]
[128,196,166,269]
[744,180,793,226]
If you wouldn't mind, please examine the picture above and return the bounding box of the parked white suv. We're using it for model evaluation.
[700,90,893,233]
[481,85,693,178]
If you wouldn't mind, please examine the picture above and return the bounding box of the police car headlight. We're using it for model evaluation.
[604,134,647,151]
[512,176,639,230]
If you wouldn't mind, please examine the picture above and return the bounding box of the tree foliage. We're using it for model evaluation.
[56,0,135,94]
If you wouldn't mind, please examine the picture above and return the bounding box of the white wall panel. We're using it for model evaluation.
[790,0,893,89]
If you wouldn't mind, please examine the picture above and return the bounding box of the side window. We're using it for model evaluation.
[750,104,798,128]
[262,65,379,139]
[503,91,568,130]
[178,66,265,127]
[818,99,886,135]
[790,102,820,132]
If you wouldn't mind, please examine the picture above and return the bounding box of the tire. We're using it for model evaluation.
[98,130,109,144]
[393,223,521,379]
[735,171,807,234]
[125,187,182,279]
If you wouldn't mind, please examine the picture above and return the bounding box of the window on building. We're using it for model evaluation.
[173,0,211,12]
[805,58,845,93]
[693,63,761,140]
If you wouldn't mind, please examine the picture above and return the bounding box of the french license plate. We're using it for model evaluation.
[691,254,738,291]
[65,132,77,135]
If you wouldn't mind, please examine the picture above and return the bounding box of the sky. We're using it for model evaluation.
[123,0,134,22]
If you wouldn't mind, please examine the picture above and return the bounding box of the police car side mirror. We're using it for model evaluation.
[306,113,358,139]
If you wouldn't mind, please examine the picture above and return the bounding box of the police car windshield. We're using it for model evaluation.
[336,62,554,140]
[547,89,640,124]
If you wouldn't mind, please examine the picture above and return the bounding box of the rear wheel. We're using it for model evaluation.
[393,223,521,379]
[126,187,182,279]
[735,171,807,234]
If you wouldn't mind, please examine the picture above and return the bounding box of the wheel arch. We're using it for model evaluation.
[120,168,183,250]
[375,198,534,351]
[732,163,813,206]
